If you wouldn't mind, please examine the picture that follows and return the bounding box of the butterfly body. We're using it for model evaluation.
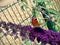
[31,16,40,28]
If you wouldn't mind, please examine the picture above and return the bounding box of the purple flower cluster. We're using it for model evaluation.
[0,21,60,45]
[0,28,2,33]
[29,27,60,45]
[0,21,31,39]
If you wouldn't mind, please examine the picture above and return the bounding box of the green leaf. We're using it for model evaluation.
[33,0,49,2]
[21,4,28,10]
[48,8,58,15]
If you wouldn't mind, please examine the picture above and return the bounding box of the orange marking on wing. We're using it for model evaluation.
[32,17,40,27]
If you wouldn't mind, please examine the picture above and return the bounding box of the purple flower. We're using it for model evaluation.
[1,21,60,45]
[17,24,23,29]
[12,29,17,34]
[29,33,35,41]
[7,22,14,28]
[10,30,17,36]
[0,21,6,28]
[18,25,32,40]
[0,28,2,33]
[4,25,9,31]
[20,26,28,38]
[33,27,45,34]
[0,22,2,27]
[22,25,32,31]
[37,37,41,43]
[57,41,60,45]
[0,21,9,31]
[50,42,57,45]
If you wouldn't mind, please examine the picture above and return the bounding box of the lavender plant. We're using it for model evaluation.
[0,21,60,45]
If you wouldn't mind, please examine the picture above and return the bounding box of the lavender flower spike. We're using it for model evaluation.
[0,28,2,33]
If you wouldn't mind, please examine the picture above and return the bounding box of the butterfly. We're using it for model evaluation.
[31,15,44,28]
